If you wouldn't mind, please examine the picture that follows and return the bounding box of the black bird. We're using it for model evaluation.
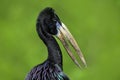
[26,7,87,80]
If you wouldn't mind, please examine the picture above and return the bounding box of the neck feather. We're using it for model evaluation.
[36,22,63,68]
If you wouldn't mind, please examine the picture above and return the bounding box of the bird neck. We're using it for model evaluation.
[36,23,63,69]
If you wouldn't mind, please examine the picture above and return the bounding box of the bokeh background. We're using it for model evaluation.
[0,0,120,80]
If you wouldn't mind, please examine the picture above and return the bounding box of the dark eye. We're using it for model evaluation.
[53,19,56,22]
[52,19,57,23]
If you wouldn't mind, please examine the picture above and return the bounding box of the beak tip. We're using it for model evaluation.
[82,58,87,67]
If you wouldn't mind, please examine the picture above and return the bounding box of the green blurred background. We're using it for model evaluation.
[0,0,120,80]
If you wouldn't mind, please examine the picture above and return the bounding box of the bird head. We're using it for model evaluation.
[38,7,61,35]
[38,7,87,68]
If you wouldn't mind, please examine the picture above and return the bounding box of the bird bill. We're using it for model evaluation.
[56,22,87,68]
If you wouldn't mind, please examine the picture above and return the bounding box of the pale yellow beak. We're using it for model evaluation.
[56,22,87,68]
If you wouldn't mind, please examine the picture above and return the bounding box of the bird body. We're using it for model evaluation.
[26,7,86,80]
[26,61,69,80]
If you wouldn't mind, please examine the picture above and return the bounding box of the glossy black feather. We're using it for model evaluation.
[26,61,69,80]
[25,7,70,80]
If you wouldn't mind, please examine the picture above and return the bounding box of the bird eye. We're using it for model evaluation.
[53,19,57,22]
